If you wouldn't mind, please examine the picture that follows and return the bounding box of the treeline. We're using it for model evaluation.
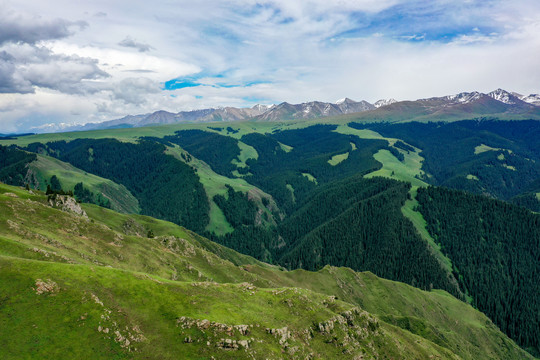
[213,185,258,228]
[208,185,278,263]
[0,145,36,186]
[278,176,460,296]
[25,139,209,232]
[241,125,386,214]
[349,120,540,204]
[73,182,111,209]
[387,146,404,161]
[164,130,241,176]
[416,186,540,353]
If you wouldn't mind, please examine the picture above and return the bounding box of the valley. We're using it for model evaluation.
[2,0,540,357]
[0,183,533,359]
[1,114,540,358]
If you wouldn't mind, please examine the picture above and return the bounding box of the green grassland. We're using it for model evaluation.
[165,145,276,235]
[28,154,140,214]
[301,172,317,184]
[277,141,293,152]
[0,121,286,147]
[474,144,513,155]
[0,182,533,359]
[230,140,259,168]
[327,152,349,166]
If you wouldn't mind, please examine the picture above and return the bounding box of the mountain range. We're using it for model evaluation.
[2,112,540,357]
[35,89,540,133]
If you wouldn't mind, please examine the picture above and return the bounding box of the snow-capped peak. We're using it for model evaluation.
[252,104,273,112]
[374,98,397,108]
[518,94,540,106]
[446,91,482,104]
[336,97,355,104]
[488,89,517,105]
[30,122,77,133]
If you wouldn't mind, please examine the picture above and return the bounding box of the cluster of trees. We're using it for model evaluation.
[44,176,110,208]
[240,125,386,214]
[213,185,258,228]
[417,186,540,353]
[0,145,36,186]
[73,182,111,208]
[26,139,209,232]
[387,146,404,161]
[393,140,415,153]
[164,130,241,176]
[278,176,460,296]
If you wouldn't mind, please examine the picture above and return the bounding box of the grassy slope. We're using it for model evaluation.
[0,182,532,359]
[231,140,259,168]
[327,152,349,165]
[0,121,283,147]
[165,145,276,235]
[28,154,140,214]
[335,125,460,297]
[474,144,513,155]
[2,126,274,236]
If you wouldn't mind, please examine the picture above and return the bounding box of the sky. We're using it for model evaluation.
[1,0,540,133]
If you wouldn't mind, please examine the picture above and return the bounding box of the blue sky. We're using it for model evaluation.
[0,0,539,132]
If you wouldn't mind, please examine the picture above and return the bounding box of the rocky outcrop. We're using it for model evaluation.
[48,195,88,218]
[122,219,146,237]
[34,278,59,295]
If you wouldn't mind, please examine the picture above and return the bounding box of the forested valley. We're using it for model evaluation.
[1,120,539,355]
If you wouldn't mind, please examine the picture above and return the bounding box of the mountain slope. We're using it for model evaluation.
[26,154,140,214]
[2,119,539,355]
[0,182,533,359]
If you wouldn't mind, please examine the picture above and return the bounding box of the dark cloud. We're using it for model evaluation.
[0,45,108,94]
[0,11,87,45]
[0,51,33,93]
[118,36,154,52]
[111,77,160,104]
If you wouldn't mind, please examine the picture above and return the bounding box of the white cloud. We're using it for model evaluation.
[0,0,540,133]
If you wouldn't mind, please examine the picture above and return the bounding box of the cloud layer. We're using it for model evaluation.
[0,0,540,133]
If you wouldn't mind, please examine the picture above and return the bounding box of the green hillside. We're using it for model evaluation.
[27,154,140,214]
[1,119,539,355]
[0,182,532,359]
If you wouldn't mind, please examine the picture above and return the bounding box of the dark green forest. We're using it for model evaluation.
[25,139,209,232]
[0,145,36,186]
[73,182,111,209]
[417,186,540,354]
[163,130,241,176]
[349,120,540,206]
[241,125,386,213]
[278,175,461,297]
[3,120,538,355]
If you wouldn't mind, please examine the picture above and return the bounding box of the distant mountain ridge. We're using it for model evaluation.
[43,89,540,133]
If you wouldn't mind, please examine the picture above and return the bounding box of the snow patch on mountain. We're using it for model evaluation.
[518,94,540,106]
[488,89,518,105]
[374,99,397,108]
[446,91,482,104]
